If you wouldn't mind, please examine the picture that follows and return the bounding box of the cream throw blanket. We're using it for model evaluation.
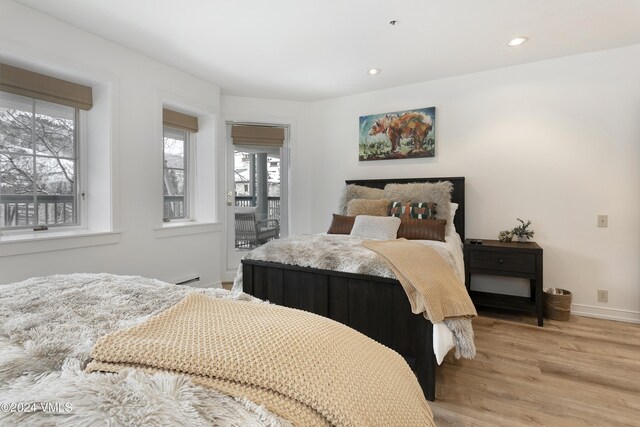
[87,293,434,427]
[363,239,477,322]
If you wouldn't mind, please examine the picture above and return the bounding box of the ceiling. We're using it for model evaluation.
[13,0,640,101]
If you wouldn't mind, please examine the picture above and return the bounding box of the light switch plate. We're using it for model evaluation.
[597,289,608,303]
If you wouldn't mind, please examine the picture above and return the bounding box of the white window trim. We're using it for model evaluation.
[0,104,113,253]
[0,229,120,257]
[0,96,87,234]
[158,92,218,231]
[0,50,118,258]
[77,109,88,227]
[154,221,222,239]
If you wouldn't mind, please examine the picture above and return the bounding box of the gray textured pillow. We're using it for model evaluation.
[383,181,454,234]
[337,184,384,215]
[350,215,401,240]
[346,198,390,216]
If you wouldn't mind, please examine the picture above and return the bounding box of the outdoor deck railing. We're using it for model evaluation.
[235,196,280,220]
[163,195,186,220]
[1,194,281,228]
[0,194,75,228]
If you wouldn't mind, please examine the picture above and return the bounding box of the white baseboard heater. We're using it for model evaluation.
[175,276,200,286]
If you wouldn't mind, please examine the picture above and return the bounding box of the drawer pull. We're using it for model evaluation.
[499,258,504,264]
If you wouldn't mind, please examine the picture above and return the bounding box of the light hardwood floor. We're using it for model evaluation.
[431,311,640,426]
[220,281,637,425]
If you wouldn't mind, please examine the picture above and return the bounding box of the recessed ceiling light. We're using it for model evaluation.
[507,36,528,47]
[367,68,381,75]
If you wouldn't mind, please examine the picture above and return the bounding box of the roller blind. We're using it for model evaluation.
[163,108,198,133]
[231,125,284,147]
[0,63,93,110]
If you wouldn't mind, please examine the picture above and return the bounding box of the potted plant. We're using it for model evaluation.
[512,218,534,242]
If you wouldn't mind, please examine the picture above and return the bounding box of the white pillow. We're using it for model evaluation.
[350,215,401,240]
[449,203,459,234]
[433,322,455,365]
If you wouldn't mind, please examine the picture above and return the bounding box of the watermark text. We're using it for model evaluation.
[0,402,73,413]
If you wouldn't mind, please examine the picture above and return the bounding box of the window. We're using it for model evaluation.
[163,126,188,220]
[0,91,79,229]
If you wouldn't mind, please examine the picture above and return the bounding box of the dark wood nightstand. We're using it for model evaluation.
[464,239,544,326]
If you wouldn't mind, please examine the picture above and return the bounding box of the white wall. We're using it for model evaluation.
[0,0,223,286]
[305,45,640,322]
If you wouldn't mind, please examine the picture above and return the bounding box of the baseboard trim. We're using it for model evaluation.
[571,304,640,324]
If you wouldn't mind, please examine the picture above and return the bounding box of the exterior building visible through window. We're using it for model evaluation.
[163,126,188,220]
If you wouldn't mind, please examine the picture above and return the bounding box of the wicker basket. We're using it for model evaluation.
[543,288,572,321]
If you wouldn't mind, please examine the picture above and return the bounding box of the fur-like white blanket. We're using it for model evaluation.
[233,234,475,360]
[234,234,462,283]
[0,273,291,427]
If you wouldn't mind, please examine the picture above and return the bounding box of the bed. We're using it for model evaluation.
[238,177,468,402]
[0,273,434,426]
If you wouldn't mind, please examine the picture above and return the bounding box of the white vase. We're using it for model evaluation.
[517,236,529,242]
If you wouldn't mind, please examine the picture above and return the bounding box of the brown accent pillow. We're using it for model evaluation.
[327,214,356,234]
[397,218,446,241]
[346,199,390,217]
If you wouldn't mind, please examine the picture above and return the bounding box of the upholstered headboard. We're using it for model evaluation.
[344,177,465,241]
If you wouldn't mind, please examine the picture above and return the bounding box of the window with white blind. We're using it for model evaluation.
[0,91,80,229]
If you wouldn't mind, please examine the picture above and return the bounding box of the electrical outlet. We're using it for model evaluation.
[597,289,608,303]
[597,215,608,228]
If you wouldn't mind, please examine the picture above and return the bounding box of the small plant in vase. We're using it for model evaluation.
[512,218,534,242]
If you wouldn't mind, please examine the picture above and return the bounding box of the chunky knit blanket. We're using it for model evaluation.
[0,273,291,427]
[87,293,435,427]
[363,239,477,322]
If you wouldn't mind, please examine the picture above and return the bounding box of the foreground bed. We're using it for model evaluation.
[0,273,434,426]
[239,177,469,402]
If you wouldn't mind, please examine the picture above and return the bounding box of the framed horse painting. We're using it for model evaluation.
[359,107,436,161]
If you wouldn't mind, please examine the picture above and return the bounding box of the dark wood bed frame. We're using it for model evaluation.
[242,177,465,402]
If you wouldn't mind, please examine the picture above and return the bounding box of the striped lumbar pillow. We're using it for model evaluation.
[389,201,437,220]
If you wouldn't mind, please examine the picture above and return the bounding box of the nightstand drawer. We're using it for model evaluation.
[469,251,536,274]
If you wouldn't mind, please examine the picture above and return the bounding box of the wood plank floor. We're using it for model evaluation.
[431,311,640,427]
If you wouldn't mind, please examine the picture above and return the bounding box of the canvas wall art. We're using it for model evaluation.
[359,107,436,161]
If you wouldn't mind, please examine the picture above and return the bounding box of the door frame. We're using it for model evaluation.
[221,116,291,281]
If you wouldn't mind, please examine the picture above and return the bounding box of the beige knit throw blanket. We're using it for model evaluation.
[363,239,477,322]
[87,293,434,427]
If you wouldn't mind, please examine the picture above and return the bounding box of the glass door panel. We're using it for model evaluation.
[233,145,281,250]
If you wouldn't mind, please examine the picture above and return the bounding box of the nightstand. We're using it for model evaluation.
[464,239,544,326]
